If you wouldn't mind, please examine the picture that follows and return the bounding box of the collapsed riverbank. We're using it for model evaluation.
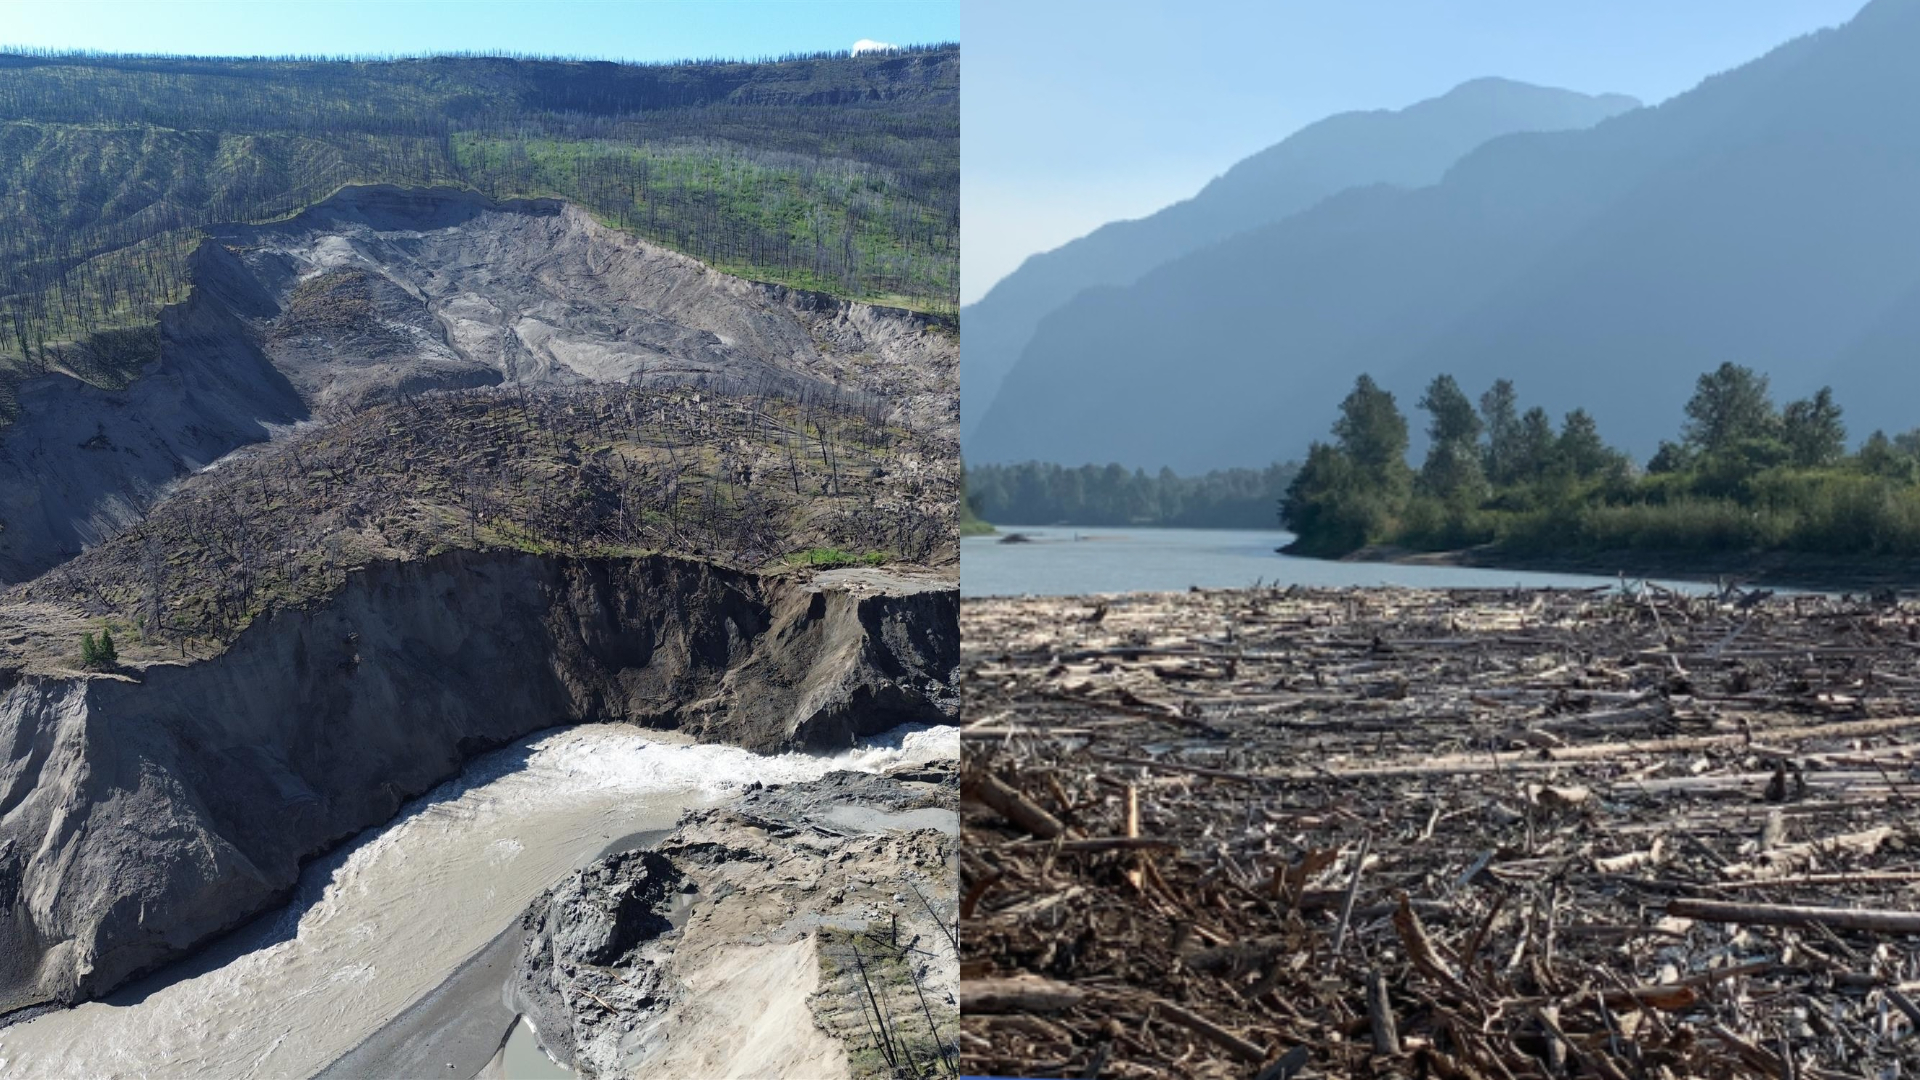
[509,755,959,1079]
[0,550,956,1019]
[0,722,955,1078]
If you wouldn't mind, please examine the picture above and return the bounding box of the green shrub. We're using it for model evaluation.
[79,629,117,670]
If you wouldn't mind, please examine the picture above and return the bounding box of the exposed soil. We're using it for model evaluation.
[961,585,1920,1079]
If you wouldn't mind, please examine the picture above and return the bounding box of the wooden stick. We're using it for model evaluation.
[1138,994,1269,1064]
[965,771,1066,838]
[1124,782,1144,891]
[1330,833,1370,955]
[1001,836,1178,853]
[1670,897,1920,934]
[1366,969,1401,1056]
[962,975,1086,1014]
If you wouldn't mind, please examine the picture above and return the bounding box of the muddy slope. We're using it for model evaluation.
[0,551,956,1015]
[0,184,956,583]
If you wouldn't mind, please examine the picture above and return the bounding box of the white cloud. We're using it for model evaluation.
[851,39,898,55]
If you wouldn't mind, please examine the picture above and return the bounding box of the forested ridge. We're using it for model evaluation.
[966,460,1299,530]
[0,45,958,415]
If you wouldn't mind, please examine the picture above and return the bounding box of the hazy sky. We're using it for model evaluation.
[963,0,1866,304]
[0,0,958,63]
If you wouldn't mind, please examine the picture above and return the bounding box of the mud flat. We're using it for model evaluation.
[0,723,952,1079]
[960,585,1920,1079]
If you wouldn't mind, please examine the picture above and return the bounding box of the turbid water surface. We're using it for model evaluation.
[0,723,956,1079]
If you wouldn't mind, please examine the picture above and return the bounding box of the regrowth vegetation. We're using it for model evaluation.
[6,383,956,666]
[1283,363,1920,561]
[0,46,958,414]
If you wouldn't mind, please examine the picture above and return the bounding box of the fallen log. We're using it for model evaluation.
[1669,898,1920,935]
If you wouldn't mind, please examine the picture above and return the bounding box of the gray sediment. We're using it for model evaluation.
[317,826,677,1080]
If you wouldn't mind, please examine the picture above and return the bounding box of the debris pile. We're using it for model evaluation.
[961,585,1920,1079]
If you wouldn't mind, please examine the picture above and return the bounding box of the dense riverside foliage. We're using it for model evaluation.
[967,460,1299,529]
[0,45,958,396]
[1282,364,1920,560]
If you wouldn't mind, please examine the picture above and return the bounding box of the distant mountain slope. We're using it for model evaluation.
[0,45,958,413]
[959,78,1637,447]
[970,1,1915,471]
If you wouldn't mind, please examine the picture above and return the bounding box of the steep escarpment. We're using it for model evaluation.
[0,184,957,584]
[0,550,956,1016]
[0,242,307,583]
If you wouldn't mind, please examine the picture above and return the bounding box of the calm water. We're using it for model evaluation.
[962,525,1712,598]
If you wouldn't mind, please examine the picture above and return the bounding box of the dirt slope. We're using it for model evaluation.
[0,184,956,583]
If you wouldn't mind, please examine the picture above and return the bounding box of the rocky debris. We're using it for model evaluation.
[736,760,958,819]
[962,585,1920,1080]
[513,768,958,1078]
[516,849,684,1069]
[0,184,956,584]
[0,551,955,1016]
[546,850,683,968]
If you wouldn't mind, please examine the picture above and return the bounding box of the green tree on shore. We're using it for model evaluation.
[1684,362,1780,454]
[1282,363,1920,563]
[1782,387,1847,467]
[1480,379,1523,485]
[1283,375,1413,554]
[1417,374,1487,504]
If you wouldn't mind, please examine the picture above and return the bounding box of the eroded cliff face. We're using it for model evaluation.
[0,184,957,583]
[0,550,956,1015]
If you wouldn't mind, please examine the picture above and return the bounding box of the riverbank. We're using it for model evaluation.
[961,585,1920,1079]
[1347,541,1920,592]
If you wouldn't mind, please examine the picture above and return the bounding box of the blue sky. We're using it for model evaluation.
[0,0,958,62]
[964,0,1867,302]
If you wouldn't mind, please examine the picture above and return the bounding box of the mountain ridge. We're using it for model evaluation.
[970,3,1910,471]
[960,77,1639,447]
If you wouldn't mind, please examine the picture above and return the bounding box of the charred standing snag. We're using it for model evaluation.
[961,585,1920,1079]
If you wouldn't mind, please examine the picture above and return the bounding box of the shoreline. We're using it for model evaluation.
[1344,542,1920,593]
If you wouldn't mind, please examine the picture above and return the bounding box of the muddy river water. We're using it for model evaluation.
[0,723,956,1079]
